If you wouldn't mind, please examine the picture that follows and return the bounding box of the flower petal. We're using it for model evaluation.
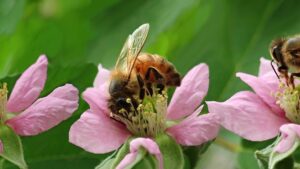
[116,138,163,169]
[82,87,110,116]
[259,57,274,76]
[6,84,79,136]
[93,64,110,88]
[7,55,48,113]
[167,64,209,120]
[274,124,300,153]
[236,72,285,117]
[167,106,220,146]
[69,110,131,154]
[207,91,288,141]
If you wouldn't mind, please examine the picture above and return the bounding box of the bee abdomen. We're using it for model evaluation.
[135,53,181,86]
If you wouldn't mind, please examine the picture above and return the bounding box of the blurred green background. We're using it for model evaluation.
[1,0,300,168]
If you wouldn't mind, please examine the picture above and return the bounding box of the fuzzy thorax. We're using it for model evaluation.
[275,82,300,123]
[111,90,168,137]
[0,83,8,123]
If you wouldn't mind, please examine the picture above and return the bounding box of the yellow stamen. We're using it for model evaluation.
[112,87,168,137]
[0,83,8,123]
[275,82,300,123]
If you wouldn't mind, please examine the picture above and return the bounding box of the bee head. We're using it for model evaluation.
[270,38,286,67]
[285,36,300,59]
[109,79,128,95]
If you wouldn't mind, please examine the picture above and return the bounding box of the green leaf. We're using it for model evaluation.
[242,138,276,150]
[255,137,299,169]
[255,138,281,169]
[0,158,6,169]
[238,152,260,169]
[183,141,212,168]
[273,157,294,169]
[293,147,300,163]
[269,140,299,169]
[0,125,27,169]
[95,158,115,169]
[87,0,204,67]
[0,0,25,35]
[133,154,156,169]
[95,151,118,169]
[111,139,130,168]
[155,134,184,169]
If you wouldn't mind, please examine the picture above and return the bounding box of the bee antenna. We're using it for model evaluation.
[271,60,280,80]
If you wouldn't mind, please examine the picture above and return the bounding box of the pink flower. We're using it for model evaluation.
[69,63,220,168]
[1,55,79,138]
[274,124,300,153]
[116,138,163,169]
[207,57,300,153]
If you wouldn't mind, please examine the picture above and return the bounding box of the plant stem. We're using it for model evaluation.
[214,137,243,153]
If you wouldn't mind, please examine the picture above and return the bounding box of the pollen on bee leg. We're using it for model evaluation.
[136,104,143,111]
[126,98,131,103]
[118,108,127,115]
[275,82,300,123]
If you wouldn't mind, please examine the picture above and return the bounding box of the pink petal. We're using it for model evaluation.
[274,124,300,153]
[6,84,79,136]
[167,64,209,120]
[259,57,274,76]
[167,106,220,146]
[7,55,48,113]
[236,72,285,117]
[207,91,288,141]
[93,64,111,88]
[116,138,163,169]
[82,87,110,116]
[69,110,131,154]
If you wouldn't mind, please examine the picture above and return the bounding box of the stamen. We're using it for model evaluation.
[111,86,168,137]
[275,82,300,123]
[0,83,8,123]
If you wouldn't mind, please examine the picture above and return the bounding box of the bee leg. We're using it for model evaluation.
[137,74,146,100]
[278,66,289,86]
[145,67,165,93]
[146,83,153,96]
[290,74,295,89]
[290,73,300,88]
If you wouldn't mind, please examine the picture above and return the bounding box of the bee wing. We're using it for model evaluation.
[115,23,149,75]
[115,37,131,72]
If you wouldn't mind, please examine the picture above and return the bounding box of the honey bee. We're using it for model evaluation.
[270,35,300,87]
[108,23,181,123]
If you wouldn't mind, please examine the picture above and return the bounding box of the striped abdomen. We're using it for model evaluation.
[134,53,181,86]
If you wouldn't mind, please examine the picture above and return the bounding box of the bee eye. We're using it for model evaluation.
[290,49,300,58]
[116,98,129,107]
[109,80,125,94]
[272,46,283,64]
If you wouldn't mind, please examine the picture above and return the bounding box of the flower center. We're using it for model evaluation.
[0,83,8,123]
[110,89,168,137]
[275,82,300,123]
